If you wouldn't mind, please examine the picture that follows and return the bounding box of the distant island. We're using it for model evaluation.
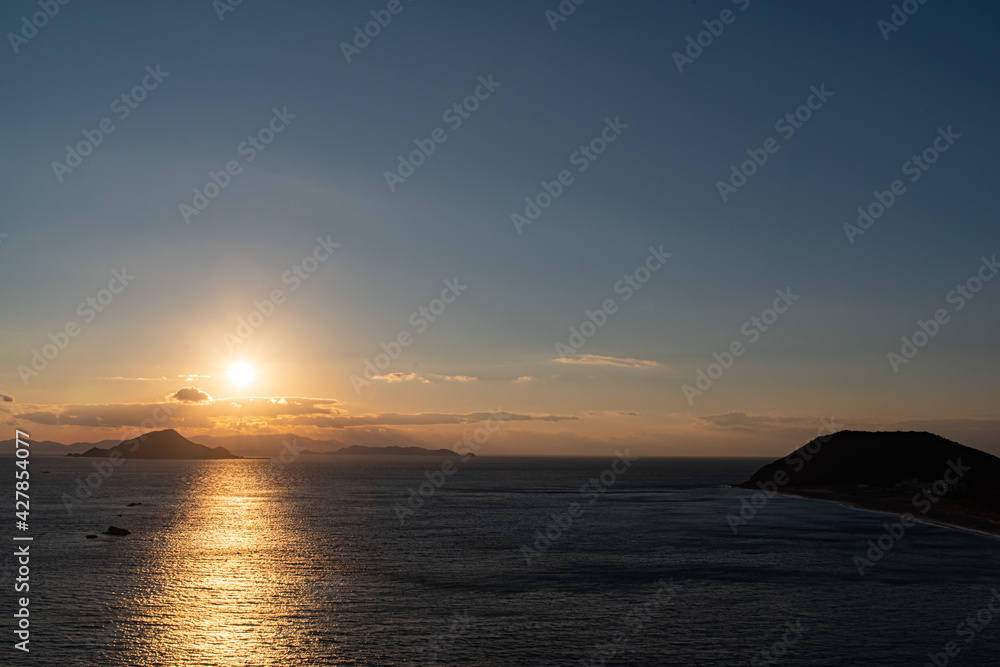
[302,445,466,457]
[7,431,471,459]
[67,429,241,460]
[61,429,463,460]
[738,430,1000,535]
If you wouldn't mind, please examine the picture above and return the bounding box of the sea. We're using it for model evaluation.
[3,454,1000,666]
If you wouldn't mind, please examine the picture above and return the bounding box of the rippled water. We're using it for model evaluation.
[4,455,1000,665]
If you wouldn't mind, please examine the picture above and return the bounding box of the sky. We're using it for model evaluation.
[1,0,998,456]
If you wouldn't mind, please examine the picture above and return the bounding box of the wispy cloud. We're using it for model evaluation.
[585,410,640,417]
[513,376,536,383]
[433,374,478,382]
[14,397,340,429]
[302,411,577,428]
[698,412,809,432]
[371,373,478,384]
[11,400,573,432]
[554,354,659,369]
[371,373,432,384]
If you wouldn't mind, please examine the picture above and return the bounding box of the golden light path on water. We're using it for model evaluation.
[114,461,324,665]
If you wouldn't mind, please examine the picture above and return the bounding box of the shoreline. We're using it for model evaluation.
[775,487,1000,539]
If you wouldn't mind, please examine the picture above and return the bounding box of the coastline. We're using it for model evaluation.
[775,487,1000,539]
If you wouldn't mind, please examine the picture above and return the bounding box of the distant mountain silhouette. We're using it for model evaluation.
[190,433,345,457]
[738,430,1000,499]
[304,444,466,457]
[0,438,121,456]
[68,429,241,460]
[5,431,445,458]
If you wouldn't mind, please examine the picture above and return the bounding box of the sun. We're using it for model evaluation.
[226,362,256,387]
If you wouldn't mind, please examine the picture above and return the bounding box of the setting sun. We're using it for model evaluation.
[226,362,256,387]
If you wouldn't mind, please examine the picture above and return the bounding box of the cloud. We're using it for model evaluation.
[513,376,536,383]
[698,412,808,432]
[434,375,478,382]
[19,411,58,425]
[301,411,578,428]
[99,376,170,381]
[15,397,341,429]
[371,373,433,384]
[553,354,659,369]
[170,387,213,403]
[0,393,13,403]
[371,373,478,384]
[13,398,573,434]
[585,410,640,417]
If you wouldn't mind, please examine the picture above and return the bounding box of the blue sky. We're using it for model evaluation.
[1,0,998,454]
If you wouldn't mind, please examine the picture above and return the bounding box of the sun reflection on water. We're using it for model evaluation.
[116,461,319,666]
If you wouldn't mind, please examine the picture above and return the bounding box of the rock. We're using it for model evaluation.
[85,534,97,539]
[106,526,131,536]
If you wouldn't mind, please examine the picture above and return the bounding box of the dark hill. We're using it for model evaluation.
[738,430,1000,500]
[69,429,241,460]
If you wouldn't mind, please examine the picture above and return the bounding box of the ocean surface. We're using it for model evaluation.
[4,455,1000,666]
